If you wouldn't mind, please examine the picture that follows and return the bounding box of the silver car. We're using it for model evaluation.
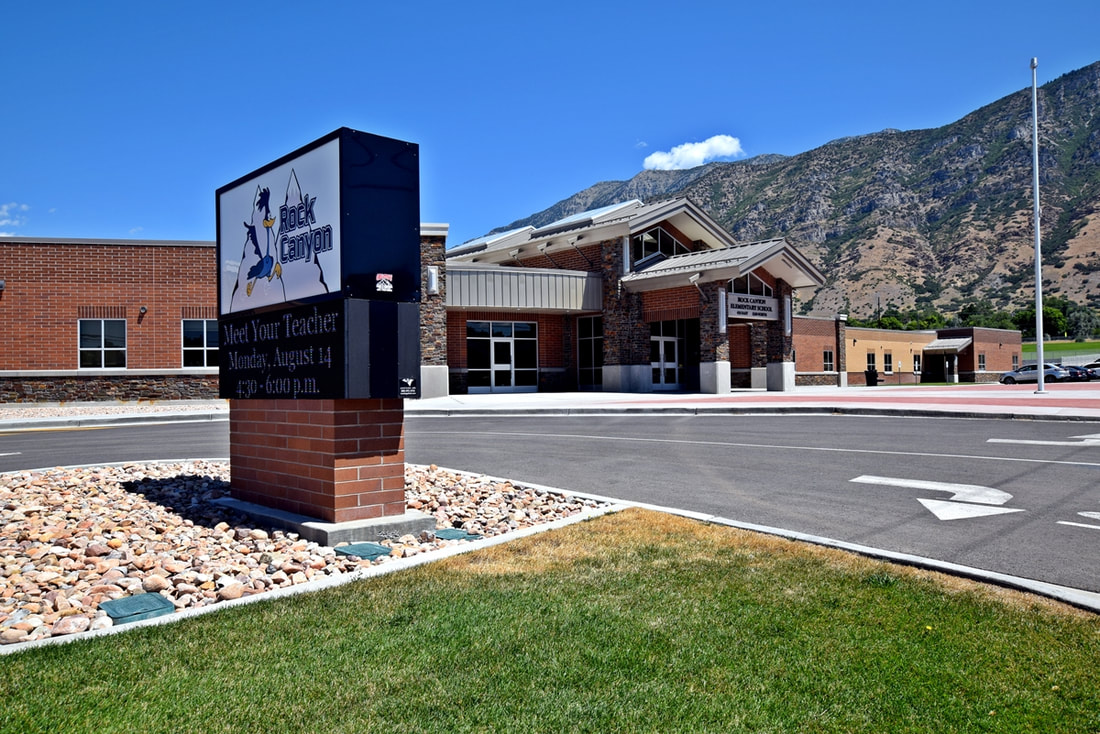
[999,363,1069,384]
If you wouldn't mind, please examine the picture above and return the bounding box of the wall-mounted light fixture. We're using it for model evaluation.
[0,279,6,292]
[426,266,440,295]
[139,306,148,314]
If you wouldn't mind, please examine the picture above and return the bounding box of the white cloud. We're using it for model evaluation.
[0,202,29,228]
[129,226,145,235]
[643,134,744,170]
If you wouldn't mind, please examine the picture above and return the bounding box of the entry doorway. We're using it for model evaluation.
[651,336,680,389]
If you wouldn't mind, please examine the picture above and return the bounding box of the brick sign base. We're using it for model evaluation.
[228,398,406,524]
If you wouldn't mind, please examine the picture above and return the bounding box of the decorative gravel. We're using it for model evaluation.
[0,460,607,645]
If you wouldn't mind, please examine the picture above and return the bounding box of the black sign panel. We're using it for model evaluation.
[220,301,346,400]
[219,299,420,400]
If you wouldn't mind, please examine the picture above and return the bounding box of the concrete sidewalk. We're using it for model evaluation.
[2,382,1100,429]
[408,382,1100,421]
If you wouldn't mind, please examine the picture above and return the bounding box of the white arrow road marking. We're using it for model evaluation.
[989,433,1100,447]
[918,498,1025,521]
[851,475,1013,505]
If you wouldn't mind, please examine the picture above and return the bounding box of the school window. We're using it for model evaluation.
[577,316,603,388]
[866,352,876,371]
[182,319,219,367]
[79,319,126,369]
[883,352,893,374]
[1012,354,1019,370]
[978,353,987,371]
[913,354,922,373]
[823,349,834,372]
[729,272,773,297]
[630,226,689,267]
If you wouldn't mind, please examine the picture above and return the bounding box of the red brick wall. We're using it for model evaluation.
[445,311,566,370]
[0,241,216,370]
[514,243,603,272]
[792,316,838,372]
[641,287,701,323]
[228,398,406,523]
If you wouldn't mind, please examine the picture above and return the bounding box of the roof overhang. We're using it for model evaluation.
[922,337,973,354]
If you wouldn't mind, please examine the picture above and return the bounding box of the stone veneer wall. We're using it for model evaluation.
[0,375,218,402]
[418,235,447,366]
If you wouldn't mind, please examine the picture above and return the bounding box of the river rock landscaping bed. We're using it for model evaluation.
[0,460,606,645]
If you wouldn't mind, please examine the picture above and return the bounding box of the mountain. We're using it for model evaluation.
[495,62,1100,319]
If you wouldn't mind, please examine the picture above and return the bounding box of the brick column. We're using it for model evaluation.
[229,398,405,523]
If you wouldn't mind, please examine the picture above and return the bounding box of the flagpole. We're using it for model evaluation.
[1031,57,1047,394]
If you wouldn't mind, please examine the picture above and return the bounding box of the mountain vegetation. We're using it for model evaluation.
[497,61,1100,323]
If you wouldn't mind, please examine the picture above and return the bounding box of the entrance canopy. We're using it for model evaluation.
[619,237,824,293]
[923,337,973,354]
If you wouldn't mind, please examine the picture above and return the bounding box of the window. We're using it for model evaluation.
[978,353,987,371]
[630,226,689,266]
[866,352,876,371]
[1012,354,1019,370]
[913,354,922,373]
[577,316,603,388]
[883,352,893,374]
[182,319,219,367]
[79,319,126,369]
[823,350,834,372]
[729,273,773,297]
[467,320,538,392]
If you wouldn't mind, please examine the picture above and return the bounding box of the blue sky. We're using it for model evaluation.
[3,1,1097,248]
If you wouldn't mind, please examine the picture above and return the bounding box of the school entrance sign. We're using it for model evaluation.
[214,129,431,537]
[216,127,421,400]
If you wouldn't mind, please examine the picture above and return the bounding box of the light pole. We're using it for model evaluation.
[1031,57,1047,394]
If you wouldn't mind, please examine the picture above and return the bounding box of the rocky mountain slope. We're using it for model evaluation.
[497,62,1100,319]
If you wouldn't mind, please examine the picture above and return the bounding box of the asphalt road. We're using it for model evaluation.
[3,413,1099,593]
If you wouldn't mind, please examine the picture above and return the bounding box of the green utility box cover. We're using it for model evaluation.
[100,593,176,624]
[334,542,392,561]
[434,528,483,541]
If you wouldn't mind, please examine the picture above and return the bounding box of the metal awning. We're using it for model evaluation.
[923,337,973,354]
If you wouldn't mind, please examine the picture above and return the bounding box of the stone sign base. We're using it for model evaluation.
[228,398,409,525]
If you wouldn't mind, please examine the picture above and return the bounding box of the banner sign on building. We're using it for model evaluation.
[215,128,421,400]
[728,293,779,321]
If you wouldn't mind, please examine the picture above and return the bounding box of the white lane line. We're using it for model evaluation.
[0,452,21,457]
[1057,521,1100,531]
[414,430,1100,469]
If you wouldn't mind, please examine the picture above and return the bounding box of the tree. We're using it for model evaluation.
[1013,306,1068,339]
[1067,309,1100,341]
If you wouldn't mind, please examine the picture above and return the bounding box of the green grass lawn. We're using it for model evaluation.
[2,509,1098,733]
[1022,340,1100,357]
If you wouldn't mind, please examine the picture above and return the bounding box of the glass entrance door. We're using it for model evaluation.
[492,338,514,390]
[651,336,680,389]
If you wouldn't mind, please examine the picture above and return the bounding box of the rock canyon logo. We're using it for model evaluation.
[221,139,341,315]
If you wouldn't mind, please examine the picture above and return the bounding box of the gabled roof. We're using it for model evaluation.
[620,237,825,292]
[446,196,824,293]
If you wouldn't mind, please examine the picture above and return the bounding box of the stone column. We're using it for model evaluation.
[419,232,449,398]
[600,237,650,392]
[835,314,848,387]
[698,281,730,393]
[765,280,795,391]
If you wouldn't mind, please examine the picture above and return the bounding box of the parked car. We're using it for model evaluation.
[1064,365,1098,381]
[999,363,1070,384]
